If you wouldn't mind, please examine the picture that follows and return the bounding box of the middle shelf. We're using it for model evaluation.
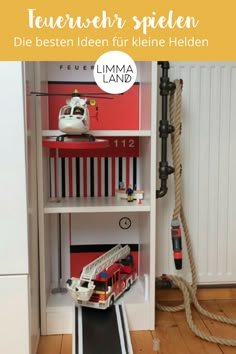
[44,196,151,213]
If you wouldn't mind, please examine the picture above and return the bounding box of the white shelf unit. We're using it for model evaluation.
[36,62,157,335]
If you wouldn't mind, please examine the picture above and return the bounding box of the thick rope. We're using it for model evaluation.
[170,80,182,220]
[156,79,236,346]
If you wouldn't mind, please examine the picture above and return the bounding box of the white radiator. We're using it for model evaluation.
[156,62,236,284]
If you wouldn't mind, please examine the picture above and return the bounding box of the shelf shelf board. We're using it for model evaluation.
[47,291,73,313]
[42,130,151,137]
[44,196,150,213]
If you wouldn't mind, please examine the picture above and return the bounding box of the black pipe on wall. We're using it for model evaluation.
[156,61,175,199]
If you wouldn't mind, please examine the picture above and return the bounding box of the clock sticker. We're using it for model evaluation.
[119,217,132,230]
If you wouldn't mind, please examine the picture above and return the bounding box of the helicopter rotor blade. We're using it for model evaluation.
[79,93,112,96]
[79,93,123,97]
[30,91,72,97]
[85,96,114,99]
[30,91,123,98]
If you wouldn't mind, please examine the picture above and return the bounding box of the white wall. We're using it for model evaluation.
[156,62,236,284]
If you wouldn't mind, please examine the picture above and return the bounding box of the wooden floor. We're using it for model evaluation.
[37,298,236,354]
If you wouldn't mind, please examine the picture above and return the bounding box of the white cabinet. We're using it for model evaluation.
[0,62,28,274]
[0,276,30,354]
[36,62,157,334]
[0,62,39,354]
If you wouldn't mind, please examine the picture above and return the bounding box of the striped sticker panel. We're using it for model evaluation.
[49,156,140,198]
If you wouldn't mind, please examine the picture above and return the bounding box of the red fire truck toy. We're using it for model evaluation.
[66,244,137,309]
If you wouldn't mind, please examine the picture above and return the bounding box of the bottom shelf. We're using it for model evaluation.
[45,278,154,334]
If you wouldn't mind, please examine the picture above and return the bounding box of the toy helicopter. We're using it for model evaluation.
[30,89,114,141]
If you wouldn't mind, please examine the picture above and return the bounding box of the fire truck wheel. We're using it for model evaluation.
[126,280,131,291]
[109,296,115,308]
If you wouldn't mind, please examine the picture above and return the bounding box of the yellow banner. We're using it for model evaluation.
[0,0,235,60]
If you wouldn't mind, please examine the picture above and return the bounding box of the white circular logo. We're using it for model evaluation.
[93,51,137,94]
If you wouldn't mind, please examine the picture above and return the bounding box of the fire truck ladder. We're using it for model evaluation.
[80,244,130,285]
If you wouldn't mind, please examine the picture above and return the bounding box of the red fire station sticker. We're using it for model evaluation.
[93,50,137,94]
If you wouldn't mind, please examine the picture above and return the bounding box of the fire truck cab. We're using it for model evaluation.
[67,245,137,309]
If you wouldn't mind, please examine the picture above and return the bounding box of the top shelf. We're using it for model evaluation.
[42,130,152,137]
[43,137,110,150]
